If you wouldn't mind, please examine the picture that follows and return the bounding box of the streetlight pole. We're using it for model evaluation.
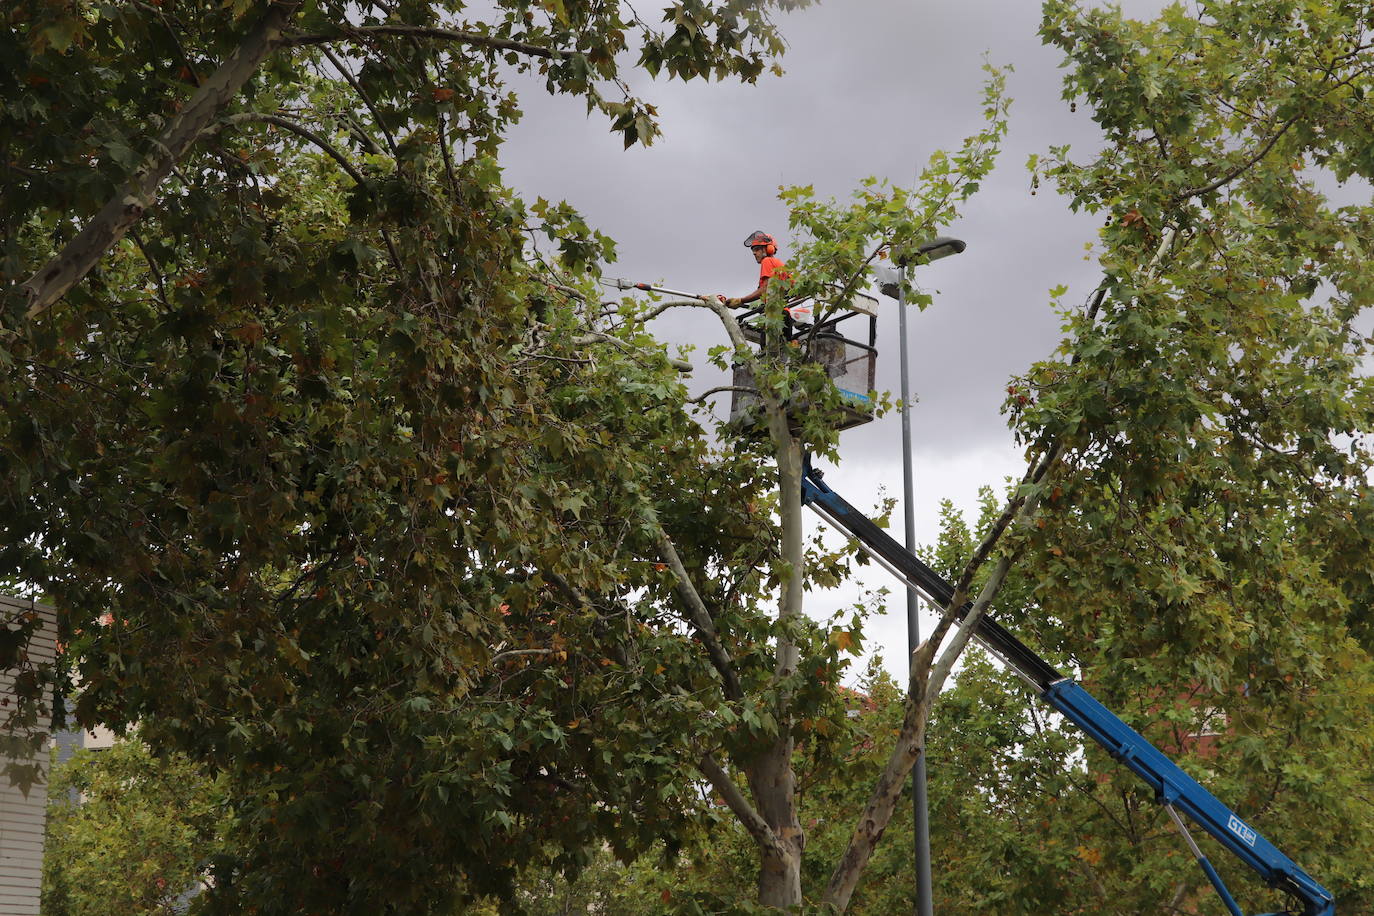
[895,264,934,916]
[881,236,965,916]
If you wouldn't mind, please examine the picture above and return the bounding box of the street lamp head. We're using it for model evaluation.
[876,237,967,299]
[892,236,967,267]
[918,235,967,261]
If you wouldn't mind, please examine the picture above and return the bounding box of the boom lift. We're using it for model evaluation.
[614,271,1333,913]
[801,461,1335,916]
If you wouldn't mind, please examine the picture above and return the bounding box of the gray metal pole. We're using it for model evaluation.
[897,266,935,916]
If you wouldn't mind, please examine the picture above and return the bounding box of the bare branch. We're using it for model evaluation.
[489,648,555,665]
[317,44,396,157]
[1173,116,1300,200]
[926,554,1012,700]
[1165,881,1193,914]
[634,295,727,326]
[689,385,756,405]
[571,330,692,372]
[128,230,171,312]
[21,1,300,319]
[699,754,783,856]
[544,282,586,301]
[649,520,742,702]
[217,112,367,185]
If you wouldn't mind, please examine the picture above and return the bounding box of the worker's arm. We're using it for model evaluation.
[721,257,786,308]
[720,275,773,308]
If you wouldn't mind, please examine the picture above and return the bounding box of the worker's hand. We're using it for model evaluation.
[724,297,742,308]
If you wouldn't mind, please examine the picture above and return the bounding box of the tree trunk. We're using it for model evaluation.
[823,697,928,910]
[824,555,1015,911]
[690,303,810,910]
[750,435,807,908]
[750,740,804,908]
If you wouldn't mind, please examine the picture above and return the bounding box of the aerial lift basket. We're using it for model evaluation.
[728,291,879,433]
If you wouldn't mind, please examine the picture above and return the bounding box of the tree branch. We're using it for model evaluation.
[1165,880,1193,914]
[283,24,566,61]
[571,330,692,372]
[627,297,794,459]
[212,112,402,273]
[634,295,723,325]
[822,551,1013,911]
[1174,115,1301,201]
[688,385,757,404]
[699,754,783,856]
[649,520,743,702]
[539,567,631,668]
[317,44,396,157]
[21,1,301,319]
[217,112,367,185]
[926,554,1012,701]
[490,648,555,665]
[128,230,171,312]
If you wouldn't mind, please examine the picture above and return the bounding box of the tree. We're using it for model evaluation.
[920,488,1374,915]
[774,0,1374,908]
[1009,4,1374,908]
[43,735,229,916]
[1,1,831,911]
[499,480,1374,914]
[5,0,1374,913]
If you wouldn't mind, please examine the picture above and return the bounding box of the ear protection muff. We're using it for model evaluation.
[743,230,777,256]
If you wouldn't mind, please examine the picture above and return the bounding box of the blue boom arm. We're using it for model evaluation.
[801,464,1334,916]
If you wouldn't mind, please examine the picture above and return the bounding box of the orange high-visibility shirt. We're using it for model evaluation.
[758,256,789,288]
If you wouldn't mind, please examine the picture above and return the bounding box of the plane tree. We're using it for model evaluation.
[0,0,837,911]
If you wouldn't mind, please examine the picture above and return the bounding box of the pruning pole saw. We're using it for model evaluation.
[605,278,711,301]
[606,278,811,318]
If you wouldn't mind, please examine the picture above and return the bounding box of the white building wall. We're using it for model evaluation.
[0,595,57,916]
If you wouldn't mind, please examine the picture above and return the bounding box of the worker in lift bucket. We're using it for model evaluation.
[718,231,809,327]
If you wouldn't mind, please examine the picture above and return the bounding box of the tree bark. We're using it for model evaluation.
[21,2,299,319]
[749,364,807,908]
[749,739,804,908]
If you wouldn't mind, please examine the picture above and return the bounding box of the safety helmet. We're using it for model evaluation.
[743,230,777,256]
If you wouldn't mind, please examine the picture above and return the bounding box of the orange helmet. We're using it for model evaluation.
[743,230,777,256]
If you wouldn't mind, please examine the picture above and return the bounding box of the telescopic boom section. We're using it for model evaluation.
[800,463,1335,916]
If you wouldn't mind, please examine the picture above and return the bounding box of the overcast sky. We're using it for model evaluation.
[497,0,1170,678]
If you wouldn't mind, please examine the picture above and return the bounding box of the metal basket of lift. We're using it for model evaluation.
[728,290,879,433]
